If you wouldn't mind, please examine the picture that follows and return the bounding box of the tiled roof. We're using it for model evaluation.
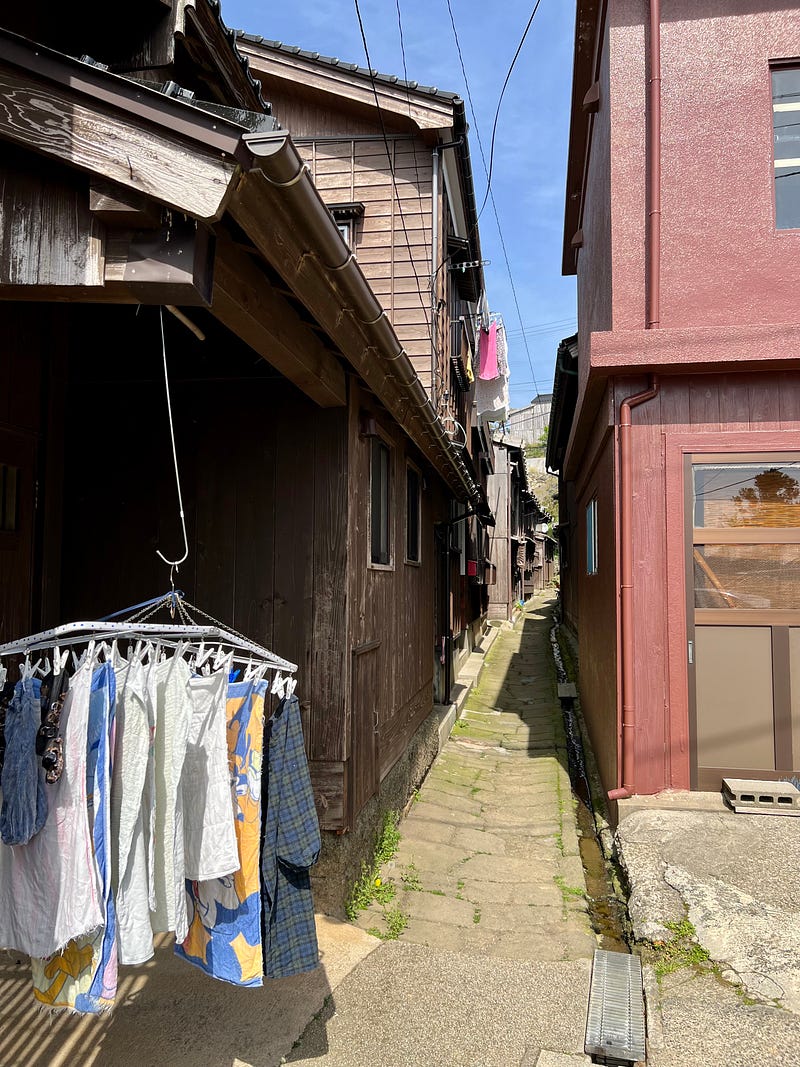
[204,0,269,111]
[234,32,461,103]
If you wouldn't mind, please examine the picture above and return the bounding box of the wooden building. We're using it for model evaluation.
[234,35,496,688]
[486,436,551,621]
[0,0,494,900]
[550,1,800,802]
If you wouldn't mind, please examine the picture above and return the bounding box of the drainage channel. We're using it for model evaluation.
[549,621,630,954]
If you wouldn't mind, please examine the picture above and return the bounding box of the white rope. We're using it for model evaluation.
[156,307,189,571]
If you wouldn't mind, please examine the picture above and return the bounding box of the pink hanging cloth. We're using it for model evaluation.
[478,322,499,380]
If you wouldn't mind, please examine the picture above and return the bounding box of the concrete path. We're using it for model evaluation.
[616,797,800,1066]
[290,594,597,1066]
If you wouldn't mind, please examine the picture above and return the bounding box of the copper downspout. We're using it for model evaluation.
[608,0,662,801]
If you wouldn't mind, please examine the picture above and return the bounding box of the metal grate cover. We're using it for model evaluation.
[585,949,646,1065]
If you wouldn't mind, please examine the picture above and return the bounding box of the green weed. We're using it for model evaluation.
[345,810,402,922]
[401,862,423,892]
[651,919,712,980]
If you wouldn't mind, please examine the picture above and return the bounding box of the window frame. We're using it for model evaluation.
[369,434,394,570]
[770,63,800,232]
[586,496,598,576]
[404,461,422,566]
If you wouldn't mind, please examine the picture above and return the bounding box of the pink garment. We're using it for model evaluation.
[478,323,499,381]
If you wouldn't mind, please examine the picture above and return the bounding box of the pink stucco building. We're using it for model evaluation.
[549,0,800,801]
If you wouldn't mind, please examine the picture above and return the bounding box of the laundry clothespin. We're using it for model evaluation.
[53,647,69,677]
[271,671,286,699]
[21,655,41,681]
[285,675,297,698]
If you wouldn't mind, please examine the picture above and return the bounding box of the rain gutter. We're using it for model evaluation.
[239,130,490,518]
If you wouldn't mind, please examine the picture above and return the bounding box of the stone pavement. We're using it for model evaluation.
[289,593,599,1066]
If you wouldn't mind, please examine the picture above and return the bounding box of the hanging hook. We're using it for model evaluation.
[156,306,190,571]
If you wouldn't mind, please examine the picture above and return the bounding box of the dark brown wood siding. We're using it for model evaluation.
[346,379,447,823]
[54,302,351,824]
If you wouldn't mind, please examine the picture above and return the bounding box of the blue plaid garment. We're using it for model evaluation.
[261,694,321,979]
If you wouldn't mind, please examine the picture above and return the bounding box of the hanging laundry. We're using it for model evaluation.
[0,676,48,845]
[476,370,511,424]
[177,677,267,986]
[0,659,102,957]
[478,322,499,381]
[151,651,192,943]
[182,669,238,881]
[496,320,509,378]
[261,694,321,980]
[32,662,117,1012]
[110,654,155,966]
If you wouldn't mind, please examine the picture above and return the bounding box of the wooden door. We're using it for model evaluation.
[0,429,37,644]
[688,455,800,787]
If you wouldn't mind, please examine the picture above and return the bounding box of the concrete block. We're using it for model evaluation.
[722,778,800,816]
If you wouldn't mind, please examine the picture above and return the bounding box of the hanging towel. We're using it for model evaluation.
[0,676,48,845]
[0,660,102,957]
[151,652,192,943]
[476,371,510,423]
[496,321,509,377]
[177,678,267,986]
[110,657,154,966]
[261,694,321,980]
[31,662,118,1012]
[182,669,239,881]
[478,322,499,381]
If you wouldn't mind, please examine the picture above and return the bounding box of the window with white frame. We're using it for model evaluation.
[370,437,391,566]
[772,67,800,229]
[586,497,598,575]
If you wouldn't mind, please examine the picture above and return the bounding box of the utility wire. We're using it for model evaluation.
[353,0,435,357]
[444,0,542,397]
[394,0,448,403]
[478,0,543,221]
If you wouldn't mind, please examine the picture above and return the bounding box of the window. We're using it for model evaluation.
[328,202,364,253]
[772,67,800,229]
[586,497,598,575]
[692,457,800,610]
[370,437,391,566]
[406,465,421,563]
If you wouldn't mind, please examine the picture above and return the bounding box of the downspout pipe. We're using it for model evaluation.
[240,129,489,517]
[608,0,662,801]
[609,375,659,801]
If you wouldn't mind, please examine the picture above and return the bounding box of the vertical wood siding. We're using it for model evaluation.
[623,371,800,792]
[56,303,351,823]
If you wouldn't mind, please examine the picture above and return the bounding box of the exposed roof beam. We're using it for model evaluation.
[211,235,347,408]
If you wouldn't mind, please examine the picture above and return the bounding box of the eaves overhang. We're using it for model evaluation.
[562,0,603,276]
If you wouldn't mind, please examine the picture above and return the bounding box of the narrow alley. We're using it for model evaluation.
[289,594,600,1066]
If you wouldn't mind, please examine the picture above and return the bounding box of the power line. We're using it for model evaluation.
[394,0,449,403]
[444,0,542,397]
[478,1,543,221]
[353,0,435,358]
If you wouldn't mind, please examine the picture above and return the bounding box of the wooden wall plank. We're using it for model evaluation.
[0,68,237,220]
[310,406,349,761]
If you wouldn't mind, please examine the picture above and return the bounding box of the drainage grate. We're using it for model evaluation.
[722,778,800,816]
[584,949,645,1065]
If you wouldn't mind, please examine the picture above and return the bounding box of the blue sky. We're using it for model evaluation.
[222,0,577,409]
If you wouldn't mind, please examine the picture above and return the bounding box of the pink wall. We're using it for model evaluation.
[609,1,800,331]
